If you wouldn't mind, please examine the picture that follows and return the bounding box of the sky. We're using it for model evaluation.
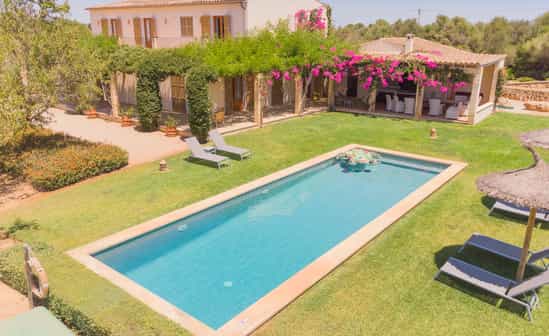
[70,0,549,26]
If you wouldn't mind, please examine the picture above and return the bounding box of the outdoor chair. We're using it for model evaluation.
[490,199,549,222]
[446,102,465,119]
[209,130,251,160]
[184,137,230,169]
[385,94,394,112]
[455,95,469,105]
[436,257,549,321]
[429,99,443,116]
[459,233,549,270]
[404,97,415,115]
[394,96,405,113]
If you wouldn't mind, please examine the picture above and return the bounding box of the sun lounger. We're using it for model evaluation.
[209,130,251,160]
[436,257,548,321]
[490,200,549,222]
[459,233,549,269]
[184,137,229,168]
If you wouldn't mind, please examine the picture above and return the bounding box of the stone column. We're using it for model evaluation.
[253,74,263,128]
[368,87,377,113]
[415,84,425,120]
[468,66,484,124]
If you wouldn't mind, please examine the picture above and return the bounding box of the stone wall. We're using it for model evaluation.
[502,81,549,102]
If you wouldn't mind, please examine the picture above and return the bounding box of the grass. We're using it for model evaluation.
[1,112,549,335]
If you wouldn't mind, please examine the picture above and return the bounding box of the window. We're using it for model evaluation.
[213,16,231,39]
[110,18,122,39]
[180,16,193,37]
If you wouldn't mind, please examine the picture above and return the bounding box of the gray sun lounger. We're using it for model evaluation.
[436,257,549,321]
[459,233,549,270]
[209,130,251,160]
[490,200,549,222]
[185,137,229,168]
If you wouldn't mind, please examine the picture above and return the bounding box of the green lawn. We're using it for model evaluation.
[1,112,549,336]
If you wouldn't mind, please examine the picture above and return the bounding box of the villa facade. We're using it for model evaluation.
[87,0,327,125]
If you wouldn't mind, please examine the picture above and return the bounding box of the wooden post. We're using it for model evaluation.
[368,87,377,113]
[415,84,424,120]
[516,208,537,282]
[253,74,263,128]
[294,74,303,115]
[110,72,120,118]
[468,66,484,125]
[327,79,335,111]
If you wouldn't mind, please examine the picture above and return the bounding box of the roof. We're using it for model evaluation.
[360,37,506,67]
[87,0,244,10]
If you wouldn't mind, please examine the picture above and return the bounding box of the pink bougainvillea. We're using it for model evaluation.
[295,7,327,32]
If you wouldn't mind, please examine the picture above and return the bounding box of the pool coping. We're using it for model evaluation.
[67,144,467,336]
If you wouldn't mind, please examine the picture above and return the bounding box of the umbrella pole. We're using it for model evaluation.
[516,207,537,282]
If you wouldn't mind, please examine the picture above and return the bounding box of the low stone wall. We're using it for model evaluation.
[502,81,549,102]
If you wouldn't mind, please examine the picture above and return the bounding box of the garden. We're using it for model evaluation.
[1,112,549,336]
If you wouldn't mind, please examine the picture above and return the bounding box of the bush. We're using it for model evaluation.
[516,76,536,82]
[0,248,110,336]
[3,218,39,237]
[136,59,163,132]
[187,66,216,143]
[24,144,128,191]
[0,129,128,191]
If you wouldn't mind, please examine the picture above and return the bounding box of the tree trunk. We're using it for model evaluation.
[300,72,314,114]
[110,72,120,118]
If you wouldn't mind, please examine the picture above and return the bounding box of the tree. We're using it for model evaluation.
[0,0,100,146]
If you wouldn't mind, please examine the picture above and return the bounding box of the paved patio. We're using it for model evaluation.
[47,108,187,165]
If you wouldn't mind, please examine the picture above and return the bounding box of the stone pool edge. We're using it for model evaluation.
[67,144,467,336]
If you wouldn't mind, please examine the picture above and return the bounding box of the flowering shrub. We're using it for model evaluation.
[295,7,327,31]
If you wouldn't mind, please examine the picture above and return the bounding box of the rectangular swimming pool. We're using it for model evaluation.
[70,145,465,335]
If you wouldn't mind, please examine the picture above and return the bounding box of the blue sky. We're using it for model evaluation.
[70,0,549,25]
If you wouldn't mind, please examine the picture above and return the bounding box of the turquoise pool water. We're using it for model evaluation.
[94,153,447,329]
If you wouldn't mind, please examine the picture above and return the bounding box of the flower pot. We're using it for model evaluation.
[121,116,134,127]
[85,108,98,119]
[0,230,8,240]
[164,127,178,137]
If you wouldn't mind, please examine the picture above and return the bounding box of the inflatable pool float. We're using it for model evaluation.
[336,148,381,172]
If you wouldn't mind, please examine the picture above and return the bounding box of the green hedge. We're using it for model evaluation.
[0,247,110,336]
[1,129,128,191]
[136,59,163,132]
[187,66,216,143]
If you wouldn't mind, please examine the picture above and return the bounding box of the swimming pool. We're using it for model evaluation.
[70,145,466,336]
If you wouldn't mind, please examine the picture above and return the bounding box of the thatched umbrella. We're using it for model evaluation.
[477,142,549,282]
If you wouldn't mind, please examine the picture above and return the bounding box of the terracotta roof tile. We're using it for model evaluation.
[360,37,505,66]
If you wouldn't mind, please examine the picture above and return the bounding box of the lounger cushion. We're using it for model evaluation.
[440,258,514,296]
[465,234,523,263]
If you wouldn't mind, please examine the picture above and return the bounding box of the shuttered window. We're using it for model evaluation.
[110,18,123,38]
[133,18,142,46]
[180,16,193,37]
[100,18,109,35]
[213,16,224,39]
[200,15,211,39]
[223,15,231,38]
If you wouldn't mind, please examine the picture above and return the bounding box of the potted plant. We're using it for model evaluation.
[120,106,136,127]
[164,117,178,137]
[83,103,98,119]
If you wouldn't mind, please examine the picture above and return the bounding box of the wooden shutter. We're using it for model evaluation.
[100,18,109,35]
[115,18,123,38]
[200,15,211,39]
[150,17,157,38]
[133,18,142,46]
[180,17,193,37]
[223,15,231,38]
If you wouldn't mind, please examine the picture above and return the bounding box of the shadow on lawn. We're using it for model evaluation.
[480,196,549,230]
[434,245,543,320]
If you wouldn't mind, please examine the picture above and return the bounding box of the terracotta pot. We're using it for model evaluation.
[85,108,98,119]
[121,116,134,127]
[0,230,8,240]
[164,127,178,137]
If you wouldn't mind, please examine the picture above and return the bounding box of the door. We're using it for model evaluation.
[171,76,188,124]
[143,18,154,48]
[271,79,284,106]
[232,77,244,111]
[347,74,358,97]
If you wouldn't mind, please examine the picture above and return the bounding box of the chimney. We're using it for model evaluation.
[405,34,414,54]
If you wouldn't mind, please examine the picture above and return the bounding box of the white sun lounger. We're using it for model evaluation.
[185,137,229,169]
[209,130,251,160]
[436,257,548,321]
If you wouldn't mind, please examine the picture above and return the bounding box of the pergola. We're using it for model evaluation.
[351,35,506,124]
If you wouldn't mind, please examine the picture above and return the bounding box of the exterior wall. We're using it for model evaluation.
[245,0,325,32]
[89,4,246,48]
[210,80,226,112]
[502,81,549,102]
[116,73,137,105]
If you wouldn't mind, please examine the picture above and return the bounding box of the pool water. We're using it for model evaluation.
[94,154,447,329]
